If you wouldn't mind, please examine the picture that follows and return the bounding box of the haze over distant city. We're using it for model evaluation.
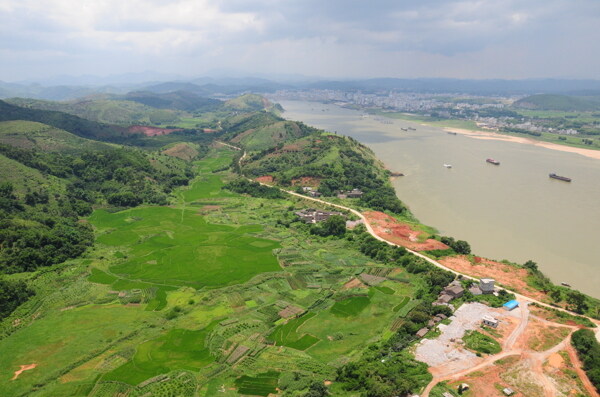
[1,0,600,83]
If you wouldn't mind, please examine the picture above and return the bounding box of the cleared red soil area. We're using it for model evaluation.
[364,211,448,251]
[127,125,182,136]
[203,128,218,133]
[255,175,274,184]
[438,255,548,301]
[291,177,321,187]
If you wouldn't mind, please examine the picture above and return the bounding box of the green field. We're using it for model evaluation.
[267,312,320,350]
[330,296,370,317]
[234,371,280,396]
[464,330,501,354]
[0,304,155,396]
[89,206,281,289]
[104,325,216,385]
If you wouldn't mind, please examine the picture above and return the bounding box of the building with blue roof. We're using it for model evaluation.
[503,300,519,311]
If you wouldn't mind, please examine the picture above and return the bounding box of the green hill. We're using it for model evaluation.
[513,94,600,111]
[224,93,283,113]
[0,99,125,140]
[6,97,182,126]
[230,120,310,151]
[0,120,112,153]
[123,90,223,112]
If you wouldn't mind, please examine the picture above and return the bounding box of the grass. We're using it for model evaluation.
[234,370,280,396]
[0,304,155,396]
[393,296,411,312]
[397,299,421,317]
[267,312,320,351]
[103,324,216,385]
[464,330,501,354]
[330,296,370,317]
[89,206,281,290]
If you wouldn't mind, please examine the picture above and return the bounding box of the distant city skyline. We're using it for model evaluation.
[1,0,599,82]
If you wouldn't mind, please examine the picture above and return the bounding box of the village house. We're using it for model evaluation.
[416,327,429,338]
[295,209,344,224]
[480,278,496,294]
[337,188,364,199]
[482,315,499,328]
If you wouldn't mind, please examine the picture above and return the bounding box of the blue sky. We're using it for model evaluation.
[1,0,599,81]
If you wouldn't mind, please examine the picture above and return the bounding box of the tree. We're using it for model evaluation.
[304,381,329,397]
[312,215,346,237]
[453,240,471,255]
[566,290,588,313]
[523,260,538,272]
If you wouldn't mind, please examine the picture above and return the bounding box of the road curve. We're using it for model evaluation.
[218,142,600,332]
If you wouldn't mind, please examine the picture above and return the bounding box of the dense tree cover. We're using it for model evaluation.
[0,145,193,275]
[0,144,192,207]
[571,329,600,391]
[440,236,471,254]
[223,178,285,199]
[0,278,34,321]
[310,215,346,237]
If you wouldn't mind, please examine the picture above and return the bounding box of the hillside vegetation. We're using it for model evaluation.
[513,94,600,111]
[0,99,125,141]
[7,97,183,126]
[224,93,283,113]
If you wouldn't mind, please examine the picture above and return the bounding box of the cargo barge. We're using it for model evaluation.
[549,173,571,182]
[486,158,500,165]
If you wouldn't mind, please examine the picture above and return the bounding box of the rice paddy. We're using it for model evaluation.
[89,206,281,290]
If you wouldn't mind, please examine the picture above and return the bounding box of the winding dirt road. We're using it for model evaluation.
[218,142,599,396]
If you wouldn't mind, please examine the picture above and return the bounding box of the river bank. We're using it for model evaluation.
[279,100,600,298]
[443,127,600,160]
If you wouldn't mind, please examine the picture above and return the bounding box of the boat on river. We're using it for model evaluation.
[549,173,571,182]
[443,164,452,168]
[486,158,500,165]
[447,131,457,135]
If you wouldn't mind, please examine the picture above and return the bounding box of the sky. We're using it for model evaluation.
[1,0,599,82]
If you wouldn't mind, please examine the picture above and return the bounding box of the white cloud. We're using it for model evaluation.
[0,0,599,80]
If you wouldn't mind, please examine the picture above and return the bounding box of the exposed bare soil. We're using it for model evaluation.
[364,211,448,251]
[342,277,367,290]
[291,177,321,187]
[127,125,182,136]
[255,176,274,184]
[12,364,37,380]
[438,255,548,301]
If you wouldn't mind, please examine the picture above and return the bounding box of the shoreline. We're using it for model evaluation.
[443,127,600,160]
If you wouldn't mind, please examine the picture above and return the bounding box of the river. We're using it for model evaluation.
[279,100,600,298]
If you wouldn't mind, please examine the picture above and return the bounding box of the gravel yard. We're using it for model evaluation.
[415,302,508,367]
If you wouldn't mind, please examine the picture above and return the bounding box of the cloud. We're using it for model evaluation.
[0,0,599,80]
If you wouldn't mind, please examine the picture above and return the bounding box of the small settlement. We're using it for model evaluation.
[337,188,364,199]
[295,209,344,224]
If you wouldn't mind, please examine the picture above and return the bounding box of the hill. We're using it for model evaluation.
[0,120,113,153]
[513,94,600,111]
[224,93,283,113]
[6,97,183,126]
[123,90,223,112]
[0,99,125,141]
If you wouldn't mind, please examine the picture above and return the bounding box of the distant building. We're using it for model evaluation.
[295,209,344,224]
[480,278,495,294]
[482,315,499,328]
[442,392,454,397]
[503,300,519,311]
[502,387,515,396]
[302,186,313,192]
[308,190,321,197]
[337,188,364,199]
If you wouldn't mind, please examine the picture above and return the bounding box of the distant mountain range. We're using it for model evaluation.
[3,77,600,101]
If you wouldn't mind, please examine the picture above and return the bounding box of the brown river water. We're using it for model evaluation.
[280,100,600,298]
